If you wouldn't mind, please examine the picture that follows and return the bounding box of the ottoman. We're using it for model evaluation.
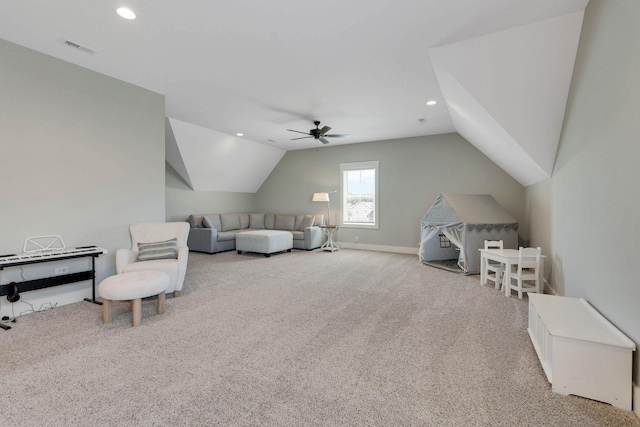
[236,230,293,257]
[98,271,169,327]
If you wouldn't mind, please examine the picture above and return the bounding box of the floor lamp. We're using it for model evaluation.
[312,192,331,225]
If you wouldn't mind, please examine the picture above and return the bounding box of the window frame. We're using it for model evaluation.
[339,160,379,230]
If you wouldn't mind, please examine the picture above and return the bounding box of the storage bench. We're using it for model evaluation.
[527,294,635,410]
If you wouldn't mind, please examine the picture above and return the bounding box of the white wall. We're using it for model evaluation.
[525,0,640,386]
[0,39,165,318]
[165,163,256,221]
[255,134,525,251]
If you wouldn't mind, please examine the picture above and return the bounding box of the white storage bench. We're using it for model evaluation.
[527,294,635,410]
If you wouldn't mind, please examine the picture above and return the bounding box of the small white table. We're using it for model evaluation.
[319,225,341,252]
[479,248,545,296]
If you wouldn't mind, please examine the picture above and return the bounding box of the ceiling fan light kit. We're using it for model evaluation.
[287,121,351,145]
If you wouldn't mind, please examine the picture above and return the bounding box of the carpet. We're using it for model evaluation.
[1,249,638,426]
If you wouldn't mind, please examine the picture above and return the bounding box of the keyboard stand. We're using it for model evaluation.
[82,255,101,305]
[0,248,105,330]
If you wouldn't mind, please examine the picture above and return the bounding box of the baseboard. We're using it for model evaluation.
[634,382,640,418]
[335,241,418,255]
[543,279,557,295]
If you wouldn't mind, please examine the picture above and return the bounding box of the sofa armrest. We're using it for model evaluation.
[303,226,324,250]
[187,227,218,254]
[116,248,137,274]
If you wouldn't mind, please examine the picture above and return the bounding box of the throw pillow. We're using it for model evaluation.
[274,214,296,231]
[300,215,315,230]
[203,214,221,230]
[220,214,241,231]
[249,213,265,229]
[188,214,203,228]
[294,215,306,230]
[239,213,250,229]
[264,213,276,230]
[203,216,215,229]
[137,238,178,261]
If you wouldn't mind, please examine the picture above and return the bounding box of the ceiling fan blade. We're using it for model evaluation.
[291,136,312,140]
[324,134,351,138]
[319,126,332,134]
[287,129,311,135]
[319,137,331,145]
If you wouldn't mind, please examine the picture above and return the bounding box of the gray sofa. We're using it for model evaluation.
[187,213,324,254]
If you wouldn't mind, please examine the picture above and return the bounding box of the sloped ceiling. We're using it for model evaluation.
[166,117,285,192]
[0,1,589,189]
[429,11,585,186]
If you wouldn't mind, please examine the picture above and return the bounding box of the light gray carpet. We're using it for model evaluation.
[1,249,638,426]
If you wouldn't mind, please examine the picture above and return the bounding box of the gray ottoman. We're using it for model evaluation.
[236,230,293,257]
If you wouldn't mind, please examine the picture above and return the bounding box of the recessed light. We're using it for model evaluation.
[426,100,437,106]
[236,133,244,137]
[116,7,136,20]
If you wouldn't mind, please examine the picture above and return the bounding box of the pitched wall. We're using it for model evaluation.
[165,163,256,221]
[255,133,525,251]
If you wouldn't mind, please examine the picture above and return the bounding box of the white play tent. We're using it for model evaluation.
[419,193,518,274]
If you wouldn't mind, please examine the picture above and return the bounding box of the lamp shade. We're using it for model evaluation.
[312,192,330,202]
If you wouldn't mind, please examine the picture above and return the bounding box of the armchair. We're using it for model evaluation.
[116,222,190,297]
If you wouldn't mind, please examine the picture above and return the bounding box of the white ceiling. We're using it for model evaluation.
[0,0,588,186]
[166,117,285,192]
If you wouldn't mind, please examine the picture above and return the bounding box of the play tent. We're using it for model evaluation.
[419,193,518,274]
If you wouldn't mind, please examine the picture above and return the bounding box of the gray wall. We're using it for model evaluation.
[165,163,256,221]
[525,0,640,383]
[255,134,525,250]
[0,39,165,316]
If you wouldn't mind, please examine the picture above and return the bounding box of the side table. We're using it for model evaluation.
[319,225,341,252]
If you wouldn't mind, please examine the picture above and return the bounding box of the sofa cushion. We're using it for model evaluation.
[264,213,276,230]
[188,214,204,228]
[220,214,241,231]
[304,215,316,229]
[137,238,178,261]
[296,215,315,230]
[239,213,250,229]
[217,231,240,242]
[290,231,305,241]
[294,215,306,231]
[249,213,265,229]
[202,214,221,230]
[274,214,296,231]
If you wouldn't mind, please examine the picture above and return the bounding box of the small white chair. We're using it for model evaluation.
[484,240,504,289]
[507,247,542,299]
[116,222,190,297]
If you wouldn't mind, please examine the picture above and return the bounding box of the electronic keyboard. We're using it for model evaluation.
[0,246,107,267]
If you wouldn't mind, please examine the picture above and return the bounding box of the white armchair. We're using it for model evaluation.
[116,222,190,297]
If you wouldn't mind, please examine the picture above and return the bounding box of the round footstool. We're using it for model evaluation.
[98,271,169,327]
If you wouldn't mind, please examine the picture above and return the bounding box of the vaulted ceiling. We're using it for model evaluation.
[0,0,588,189]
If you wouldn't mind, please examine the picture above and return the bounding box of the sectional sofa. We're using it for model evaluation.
[186,213,324,254]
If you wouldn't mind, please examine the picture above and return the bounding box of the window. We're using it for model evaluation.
[439,234,451,248]
[340,161,379,229]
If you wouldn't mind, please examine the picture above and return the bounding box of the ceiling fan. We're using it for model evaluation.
[287,121,351,145]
